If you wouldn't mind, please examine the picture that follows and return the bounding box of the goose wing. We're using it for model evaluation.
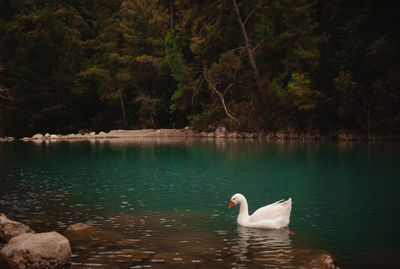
[249,198,292,223]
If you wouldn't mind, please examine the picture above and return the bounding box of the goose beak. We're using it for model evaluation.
[229,200,235,208]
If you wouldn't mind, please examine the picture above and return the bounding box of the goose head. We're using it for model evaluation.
[229,193,245,208]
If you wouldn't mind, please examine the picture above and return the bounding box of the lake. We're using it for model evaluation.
[0,138,399,268]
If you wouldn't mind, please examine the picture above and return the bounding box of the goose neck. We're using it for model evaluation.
[238,198,249,218]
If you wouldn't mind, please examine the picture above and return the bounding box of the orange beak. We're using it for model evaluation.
[229,200,235,208]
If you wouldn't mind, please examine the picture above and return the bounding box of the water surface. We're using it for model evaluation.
[0,139,399,268]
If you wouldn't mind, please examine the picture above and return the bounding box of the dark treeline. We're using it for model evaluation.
[0,0,399,137]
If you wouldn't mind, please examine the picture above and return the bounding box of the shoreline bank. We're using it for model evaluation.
[1,127,399,142]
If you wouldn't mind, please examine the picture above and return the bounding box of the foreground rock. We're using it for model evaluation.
[65,222,93,231]
[1,232,71,269]
[64,222,129,250]
[302,253,341,269]
[0,213,34,242]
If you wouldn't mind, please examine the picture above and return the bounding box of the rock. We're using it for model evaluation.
[64,223,128,251]
[50,134,59,139]
[44,133,50,139]
[1,232,71,269]
[215,126,226,138]
[303,253,340,269]
[199,132,208,137]
[66,222,93,231]
[228,132,239,138]
[31,134,43,140]
[64,134,76,139]
[0,137,15,142]
[78,129,89,135]
[89,132,96,137]
[245,132,257,139]
[0,244,7,269]
[275,132,289,140]
[0,213,34,242]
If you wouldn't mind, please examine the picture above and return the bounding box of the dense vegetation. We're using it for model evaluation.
[1,0,399,137]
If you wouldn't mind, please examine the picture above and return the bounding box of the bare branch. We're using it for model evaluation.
[203,67,237,122]
[244,7,257,26]
[252,40,264,52]
[243,1,266,26]
[232,46,246,53]
[223,83,234,96]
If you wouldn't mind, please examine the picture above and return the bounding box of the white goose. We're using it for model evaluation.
[229,193,293,231]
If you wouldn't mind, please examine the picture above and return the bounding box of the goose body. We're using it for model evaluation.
[229,193,292,230]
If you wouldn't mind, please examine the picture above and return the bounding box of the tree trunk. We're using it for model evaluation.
[118,84,127,128]
[232,0,264,103]
[170,0,174,30]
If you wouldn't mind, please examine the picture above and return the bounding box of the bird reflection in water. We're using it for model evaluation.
[231,226,295,268]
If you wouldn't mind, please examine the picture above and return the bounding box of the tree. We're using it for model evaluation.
[0,1,88,135]
[77,0,169,129]
[232,0,264,105]
[0,0,399,136]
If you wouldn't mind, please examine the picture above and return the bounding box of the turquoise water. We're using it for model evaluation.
[0,139,399,268]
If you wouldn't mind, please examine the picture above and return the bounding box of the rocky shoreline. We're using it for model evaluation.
[0,213,341,269]
[1,127,398,142]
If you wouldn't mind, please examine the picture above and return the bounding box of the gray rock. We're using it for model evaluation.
[0,213,34,242]
[1,232,71,269]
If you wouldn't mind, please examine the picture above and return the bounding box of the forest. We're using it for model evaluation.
[0,0,399,137]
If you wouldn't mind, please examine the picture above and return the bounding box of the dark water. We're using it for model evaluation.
[0,139,399,268]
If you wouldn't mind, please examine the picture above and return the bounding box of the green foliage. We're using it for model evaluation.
[333,70,359,123]
[0,0,399,136]
[287,72,324,111]
[209,51,241,83]
[162,29,194,115]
